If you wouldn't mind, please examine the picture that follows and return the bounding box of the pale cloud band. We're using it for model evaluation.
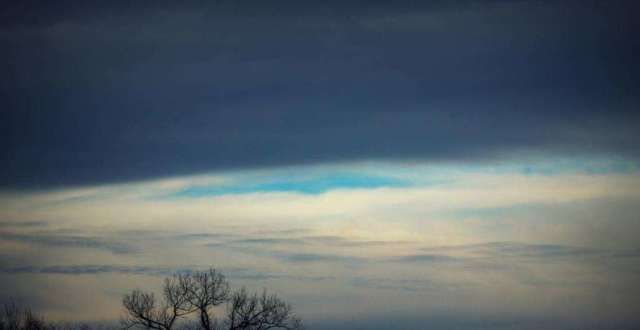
[1,158,639,327]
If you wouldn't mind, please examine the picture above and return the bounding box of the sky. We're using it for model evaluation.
[1,1,640,329]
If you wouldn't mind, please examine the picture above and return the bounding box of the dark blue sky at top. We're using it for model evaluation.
[1,0,639,189]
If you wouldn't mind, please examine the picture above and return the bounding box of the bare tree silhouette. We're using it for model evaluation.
[176,269,229,330]
[227,288,302,330]
[1,301,47,330]
[121,268,302,330]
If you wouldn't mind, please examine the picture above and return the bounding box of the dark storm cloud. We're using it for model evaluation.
[2,0,639,188]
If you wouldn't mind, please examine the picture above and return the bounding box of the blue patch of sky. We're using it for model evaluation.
[163,156,637,199]
[172,173,409,198]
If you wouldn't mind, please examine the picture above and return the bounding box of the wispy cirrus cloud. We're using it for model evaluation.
[419,242,640,260]
[0,220,48,228]
[387,254,460,263]
[0,231,137,254]
[302,235,415,247]
[226,238,308,245]
[209,235,414,249]
[0,264,335,282]
[274,252,365,264]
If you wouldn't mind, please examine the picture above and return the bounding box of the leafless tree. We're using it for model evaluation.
[175,269,229,330]
[21,309,46,330]
[227,288,302,330]
[1,301,21,330]
[1,301,47,330]
[121,276,192,330]
[121,268,302,330]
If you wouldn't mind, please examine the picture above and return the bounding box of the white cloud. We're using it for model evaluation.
[1,160,639,323]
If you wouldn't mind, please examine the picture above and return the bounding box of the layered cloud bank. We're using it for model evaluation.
[1,159,639,328]
[2,0,639,188]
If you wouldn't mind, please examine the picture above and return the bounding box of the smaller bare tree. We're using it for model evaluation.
[1,301,21,330]
[121,276,192,330]
[121,268,303,330]
[176,269,229,330]
[227,288,302,330]
[1,301,47,330]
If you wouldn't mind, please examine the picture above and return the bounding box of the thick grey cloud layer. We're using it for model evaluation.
[2,0,639,188]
